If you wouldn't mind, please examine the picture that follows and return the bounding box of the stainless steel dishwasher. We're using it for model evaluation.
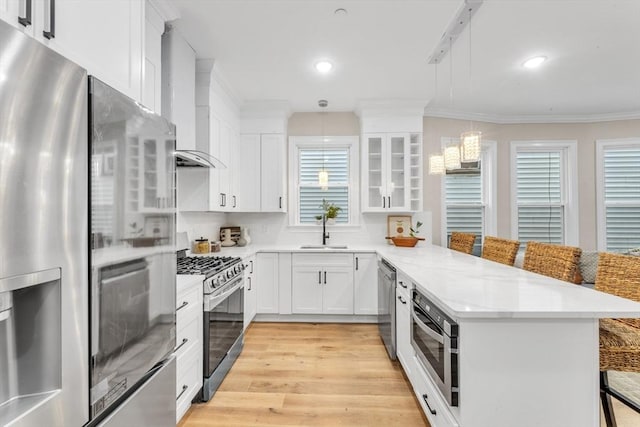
[378,259,397,360]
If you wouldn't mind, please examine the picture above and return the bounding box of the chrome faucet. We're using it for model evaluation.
[322,213,330,245]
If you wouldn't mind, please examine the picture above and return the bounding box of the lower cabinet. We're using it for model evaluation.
[354,253,377,315]
[395,275,413,376]
[291,254,354,315]
[175,279,203,423]
[256,252,279,313]
[410,355,459,427]
[244,254,257,328]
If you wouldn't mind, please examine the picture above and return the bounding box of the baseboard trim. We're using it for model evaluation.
[253,314,378,323]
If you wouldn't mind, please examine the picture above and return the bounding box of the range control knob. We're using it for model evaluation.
[227,271,233,279]
[220,275,227,284]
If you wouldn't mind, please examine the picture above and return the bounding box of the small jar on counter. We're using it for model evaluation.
[211,241,221,252]
[193,237,210,254]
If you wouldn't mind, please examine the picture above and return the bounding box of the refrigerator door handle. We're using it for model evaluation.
[43,0,55,39]
[18,0,32,27]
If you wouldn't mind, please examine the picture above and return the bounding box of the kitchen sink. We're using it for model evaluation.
[299,245,348,249]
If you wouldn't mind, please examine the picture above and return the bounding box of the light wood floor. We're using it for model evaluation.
[178,322,429,427]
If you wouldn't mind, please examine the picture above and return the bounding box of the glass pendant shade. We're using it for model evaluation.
[461,131,481,162]
[444,145,461,170]
[318,169,329,188]
[429,154,445,175]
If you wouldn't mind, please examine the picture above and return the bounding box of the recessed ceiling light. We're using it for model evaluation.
[523,56,547,69]
[315,61,333,73]
[334,8,347,16]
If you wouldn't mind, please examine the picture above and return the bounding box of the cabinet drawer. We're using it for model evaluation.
[175,313,201,359]
[176,343,202,423]
[176,285,200,327]
[396,273,411,299]
[411,356,459,427]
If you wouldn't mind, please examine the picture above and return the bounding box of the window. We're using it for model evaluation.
[289,136,359,226]
[596,139,640,252]
[442,139,496,255]
[510,141,578,247]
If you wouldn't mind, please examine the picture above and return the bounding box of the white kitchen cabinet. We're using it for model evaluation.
[395,272,413,377]
[291,254,354,315]
[256,252,279,314]
[261,134,287,212]
[243,255,257,329]
[1,0,145,103]
[143,0,163,113]
[362,133,422,212]
[174,277,203,424]
[354,253,377,315]
[236,133,287,212]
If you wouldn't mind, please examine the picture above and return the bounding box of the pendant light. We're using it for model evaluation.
[444,143,461,170]
[460,5,481,162]
[318,99,329,189]
[428,59,445,175]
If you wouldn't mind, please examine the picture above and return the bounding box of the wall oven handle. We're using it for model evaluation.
[174,337,188,353]
[412,308,444,344]
[176,384,188,401]
[422,394,437,415]
[101,268,148,286]
[176,301,189,311]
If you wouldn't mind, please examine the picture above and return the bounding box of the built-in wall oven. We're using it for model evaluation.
[411,288,459,407]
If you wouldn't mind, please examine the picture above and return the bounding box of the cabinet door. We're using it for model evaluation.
[354,253,377,315]
[362,134,386,212]
[41,0,144,103]
[256,253,279,314]
[144,1,163,113]
[395,288,413,376]
[323,266,354,315]
[291,266,324,314]
[209,115,223,210]
[0,0,34,35]
[218,122,232,211]
[261,134,286,212]
[237,134,261,212]
[386,133,410,211]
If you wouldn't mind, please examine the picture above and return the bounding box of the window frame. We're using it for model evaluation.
[595,138,640,251]
[510,140,579,246]
[440,138,497,250]
[288,135,360,228]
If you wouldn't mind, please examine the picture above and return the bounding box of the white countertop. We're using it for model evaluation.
[178,242,640,320]
[375,244,640,320]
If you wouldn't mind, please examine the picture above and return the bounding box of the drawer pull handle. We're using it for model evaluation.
[176,384,188,401]
[176,301,189,311]
[174,337,188,353]
[422,394,437,415]
[398,295,407,305]
[399,281,407,289]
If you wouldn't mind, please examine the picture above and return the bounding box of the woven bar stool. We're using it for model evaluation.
[595,252,640,427]
[449,232,476,255]
[522,241,582,283]
[481,236,520,266]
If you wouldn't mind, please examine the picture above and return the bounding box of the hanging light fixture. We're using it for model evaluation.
[444,143,461,170]
[428,153,445,175]
[460,4,481,162]
[318,99,329,189]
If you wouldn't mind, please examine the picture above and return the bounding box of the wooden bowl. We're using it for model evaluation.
[385,236,425,247]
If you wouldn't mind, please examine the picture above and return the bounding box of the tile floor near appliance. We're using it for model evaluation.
[178,323,640,427]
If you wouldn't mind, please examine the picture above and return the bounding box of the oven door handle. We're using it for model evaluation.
[204,277,243,311]
[412,307,445,345]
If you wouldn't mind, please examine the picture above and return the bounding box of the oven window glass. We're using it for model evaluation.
[204,285,244,377]
[412,308,446,383]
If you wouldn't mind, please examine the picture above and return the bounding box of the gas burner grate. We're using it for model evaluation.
[177,256,240,277]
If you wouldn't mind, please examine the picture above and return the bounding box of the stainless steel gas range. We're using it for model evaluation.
[177,253,245,402]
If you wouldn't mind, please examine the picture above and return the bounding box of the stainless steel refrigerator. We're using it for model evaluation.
[0,20,177,427]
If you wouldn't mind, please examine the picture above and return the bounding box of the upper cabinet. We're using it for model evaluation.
[1,0,145,103]
[357,100,425,213]
[144,1,164,113]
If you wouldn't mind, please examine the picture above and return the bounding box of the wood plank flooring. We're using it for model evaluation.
[178,323,429,427]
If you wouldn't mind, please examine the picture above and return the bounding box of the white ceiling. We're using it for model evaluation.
[170,0,640,122]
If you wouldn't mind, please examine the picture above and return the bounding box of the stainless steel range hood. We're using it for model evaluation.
[175,150,227,168]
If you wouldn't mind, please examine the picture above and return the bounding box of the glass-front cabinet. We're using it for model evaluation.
[362,133,422,212]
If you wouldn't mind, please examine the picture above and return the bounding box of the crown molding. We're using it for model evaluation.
[210,65,242,111]
[423,107,640,124]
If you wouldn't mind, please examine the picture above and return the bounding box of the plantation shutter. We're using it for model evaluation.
[516,151,563,244]
[299,149,349,224]
[445,172,483,255]
[603,147,640,252]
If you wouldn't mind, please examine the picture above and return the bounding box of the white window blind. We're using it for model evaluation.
[603,147,640,252]
[299,149,349,224]
[445,172,483,255]
[516,151,564,244]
